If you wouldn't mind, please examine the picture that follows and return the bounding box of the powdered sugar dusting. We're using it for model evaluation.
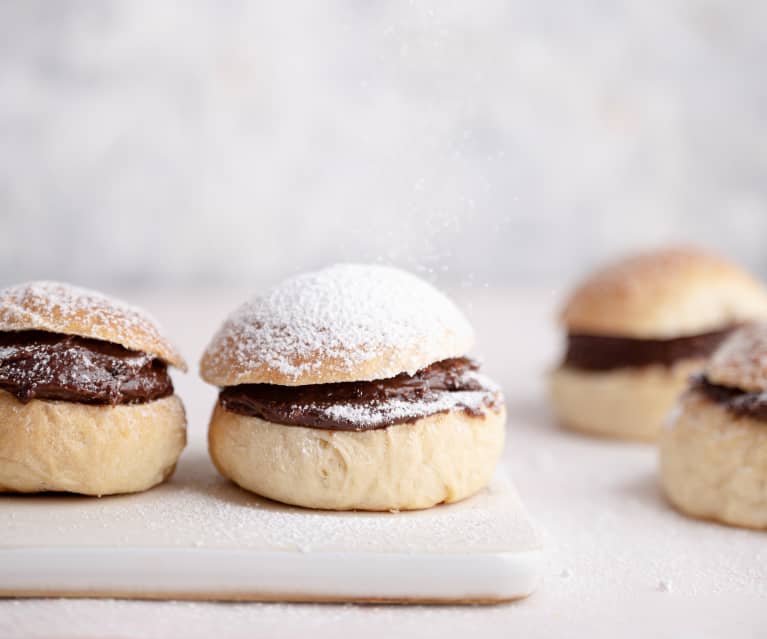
[706,323,767,391]
[202,264,474,385]
[321,392,494,427]
[321,370,501,428]
[0,281,185,369]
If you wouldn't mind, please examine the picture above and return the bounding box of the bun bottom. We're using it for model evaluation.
[208,403,506,511]
[548,360,702,441]
[0,390,186,496]
[660,390,767,529]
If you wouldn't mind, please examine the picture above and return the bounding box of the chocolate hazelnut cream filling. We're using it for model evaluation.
[0,331,173,405]
[692,375,767,422]
[219,357,502,431]
[563,326,737,371]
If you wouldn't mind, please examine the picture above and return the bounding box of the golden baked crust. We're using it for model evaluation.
[208,403,506,511]
[200,264,474,386]
[0,281,186,370]
[548,359,703,441]
[0,390,186,495]
[660,390,767,529]
[706,323,767,392]
[560,247,767,338]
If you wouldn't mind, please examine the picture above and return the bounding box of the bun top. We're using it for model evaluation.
[706,323,767,392]
[0,281,186,370]
[200,264,474,386]
[560,247,767,338]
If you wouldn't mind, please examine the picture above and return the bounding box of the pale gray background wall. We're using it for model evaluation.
[1,0,766,290]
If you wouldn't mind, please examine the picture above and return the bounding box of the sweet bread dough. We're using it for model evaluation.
[208,402,506,511]
[560,246,767,339]
[0,390,186,496]
[660,390,767,529]
[660,323,767,528]
[549,360,702,441]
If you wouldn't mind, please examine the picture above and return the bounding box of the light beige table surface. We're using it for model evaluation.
[2,289,765,638]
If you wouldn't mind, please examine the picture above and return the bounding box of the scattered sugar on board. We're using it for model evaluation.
[1,461,540,556]
[202,264,473,380]
[657,580,672,593]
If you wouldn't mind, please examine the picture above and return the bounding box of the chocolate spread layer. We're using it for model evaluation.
[692,375,767,422]
[564,327,736,371]
[0,331,173,405]
[219,357,501,431]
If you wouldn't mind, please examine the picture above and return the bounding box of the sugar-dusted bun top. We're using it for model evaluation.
[560,246,767,338]
[706,323,767,392]
[200,264,474,386]
[0,281,186,370]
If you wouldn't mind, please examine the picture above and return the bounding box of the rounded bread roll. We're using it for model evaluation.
[0,281,188,495]
[661,324,767,528]
[208,402,506,511]
[0,390,186,496]
[560,247,767,339]
[200,264,474,387]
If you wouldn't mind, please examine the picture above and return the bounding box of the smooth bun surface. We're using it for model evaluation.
[0,281,186,370]
[660,390,767,529]
[706,323,767,392]
[208,403,505,511]
[548,360,702,441]
[200,264,474,387]
[560,247,767,338]
[0,391,186,495]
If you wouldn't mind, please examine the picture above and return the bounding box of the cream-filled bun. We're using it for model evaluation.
[201,264,505,511]
[0,281,187,496]
[661,324,767,529]
[549,247,767,441]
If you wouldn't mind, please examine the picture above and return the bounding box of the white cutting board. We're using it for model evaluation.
[0,442,543,604]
